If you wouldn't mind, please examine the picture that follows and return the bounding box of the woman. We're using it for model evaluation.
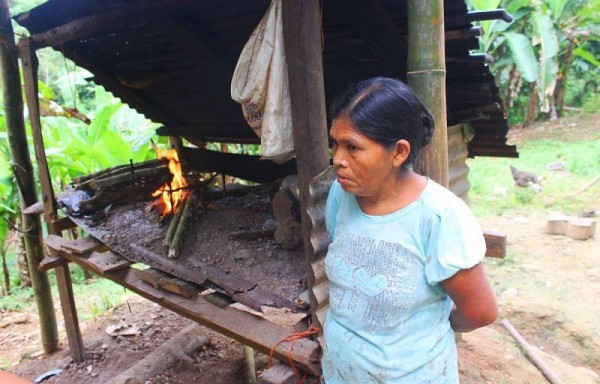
[323,77,497,383]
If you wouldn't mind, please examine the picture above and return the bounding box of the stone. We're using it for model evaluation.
[272,189,299,222]
[274,216,303,251]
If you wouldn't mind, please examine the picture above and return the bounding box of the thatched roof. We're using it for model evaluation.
[15,0,517,157]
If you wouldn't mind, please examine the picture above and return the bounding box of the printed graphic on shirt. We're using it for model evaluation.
[325,225,422,333]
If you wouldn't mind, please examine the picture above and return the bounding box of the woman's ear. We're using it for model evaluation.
[392,139,411,168]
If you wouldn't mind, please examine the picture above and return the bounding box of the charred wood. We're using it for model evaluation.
[71,158,167,184]
[78,173,171,214]
[125,244,299,313]
[183,147,297,184]
[229,228,276,240]
[78,164,169,191]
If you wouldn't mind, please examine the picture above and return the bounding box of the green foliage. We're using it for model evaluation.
[468,126,600,217]
[582,93,600,113]
[468,0,600,124]
[0,285,33,312]
[505,31,538,81]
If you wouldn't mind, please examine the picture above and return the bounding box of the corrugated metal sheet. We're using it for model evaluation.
[14,0,517,157]
[448,124,471,202]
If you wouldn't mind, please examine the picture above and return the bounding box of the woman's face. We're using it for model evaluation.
[330,116,405,199]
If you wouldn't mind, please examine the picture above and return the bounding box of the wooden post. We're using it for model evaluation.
[18,37,85,362]
[281,0,330,329]
[0,0,59,354]
[407,0,449,187]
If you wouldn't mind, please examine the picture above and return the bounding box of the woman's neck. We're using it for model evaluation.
[357,171,427,216]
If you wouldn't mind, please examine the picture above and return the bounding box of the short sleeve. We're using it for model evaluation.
[425,200,486,285]
[325,181,341,240]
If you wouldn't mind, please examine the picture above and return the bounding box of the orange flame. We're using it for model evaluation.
[152,148,188,216]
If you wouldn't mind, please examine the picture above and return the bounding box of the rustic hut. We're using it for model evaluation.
[6,0,516,380]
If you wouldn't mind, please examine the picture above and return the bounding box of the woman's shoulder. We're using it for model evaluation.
[420,179,474,218]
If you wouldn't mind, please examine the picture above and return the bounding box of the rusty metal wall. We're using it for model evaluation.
[448,124,471,203]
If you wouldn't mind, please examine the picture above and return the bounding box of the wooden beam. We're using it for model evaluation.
[282,0,331,331]
[135,268,201,298]
[23,0,194,50]
[483,230,506,258]
[44,237,321,376]
[182,147,297,184]
[445,27,483,40]
[18,37,85,362]
[39,255,68,271]
[59,45,180,126]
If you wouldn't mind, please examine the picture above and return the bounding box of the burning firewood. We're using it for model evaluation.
[163,192,189,248]
[168,190,199,260]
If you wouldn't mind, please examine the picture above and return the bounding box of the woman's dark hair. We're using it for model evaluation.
[330,77,435,166]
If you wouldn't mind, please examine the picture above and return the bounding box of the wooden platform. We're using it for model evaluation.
[43,235,321,376]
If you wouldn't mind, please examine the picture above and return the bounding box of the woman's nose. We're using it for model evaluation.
[332,149,347,167]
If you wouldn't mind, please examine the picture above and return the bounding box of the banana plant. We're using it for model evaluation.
[468,0,598,123]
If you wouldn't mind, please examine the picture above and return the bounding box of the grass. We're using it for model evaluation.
[1,250,129,321]
[467,125,600,218]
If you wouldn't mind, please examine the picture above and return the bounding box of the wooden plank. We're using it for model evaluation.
[44,237,320,376]
[546,215,596,240]
[38,255,67,271]
[258,363,297,384]
[483,230,507,258]
[26,0,195,49]
[87,251,133,275]
[60,236,109,255]
[52,217,77,233]
[281,0,331,330]
[19,37,84,363]
[135,268,200,298]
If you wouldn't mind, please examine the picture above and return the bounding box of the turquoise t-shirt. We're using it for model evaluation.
[322,179,485,383]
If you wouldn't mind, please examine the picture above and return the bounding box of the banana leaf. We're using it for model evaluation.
[504,31,538,82]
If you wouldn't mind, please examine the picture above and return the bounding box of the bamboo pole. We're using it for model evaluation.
[168,191,198,259]
[18,37,85,361]
[0,0,59,354]
[502,319,564,384]
[407,0,449,187]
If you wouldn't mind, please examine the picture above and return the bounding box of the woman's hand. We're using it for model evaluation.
[441,262,498,332]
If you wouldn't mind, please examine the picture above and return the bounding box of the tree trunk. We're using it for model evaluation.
[523,81,538,128]
[554,38,576,118]
[504,64,518,114]
[407,0,448,187]
[0,0,59,353]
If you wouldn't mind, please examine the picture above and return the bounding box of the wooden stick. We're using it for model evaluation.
[580,174,600,192]
[163,193,189,248]
[168,191,199,259]
[72,158,166,184]
[106,322,208,384]
[84,165,169,190]
[244,345,257,384]
[230,228,276,240]
[501,319,564,384]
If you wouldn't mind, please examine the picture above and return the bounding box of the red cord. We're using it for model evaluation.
[268,326,320,384]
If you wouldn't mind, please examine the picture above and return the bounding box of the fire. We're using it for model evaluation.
[152,148,188,216]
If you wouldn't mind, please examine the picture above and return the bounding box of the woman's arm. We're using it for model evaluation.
[441,262,498,332]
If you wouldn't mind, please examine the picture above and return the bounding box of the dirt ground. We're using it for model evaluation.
[2,114,599,384]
